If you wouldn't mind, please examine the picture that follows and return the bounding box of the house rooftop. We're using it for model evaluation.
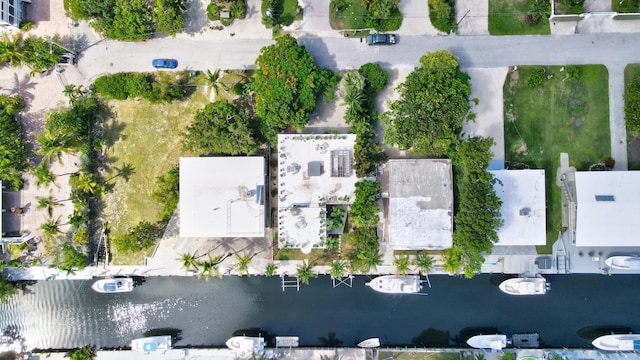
[277,134,358,253]
[575,171,640,247]
[388,159,453,250]
[179,157,265,238]
[490,169,546,246]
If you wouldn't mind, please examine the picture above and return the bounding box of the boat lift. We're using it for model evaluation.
[281,273,300,291]
[332,275,354,288]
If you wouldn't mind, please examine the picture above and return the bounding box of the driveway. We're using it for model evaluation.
[462,67,509,166]
[455,0,489,35]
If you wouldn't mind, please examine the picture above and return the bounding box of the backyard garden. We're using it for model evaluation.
[503,64,610,253]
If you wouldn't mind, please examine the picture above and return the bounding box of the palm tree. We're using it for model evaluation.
[393,254,412,275]
[233,251,252,277]
[0,34,25,67]
[205,69,229,100]
[296,260,317,285]
[264,262,277,277]
[177,251,199,273]
[36,131,76,164]
[413,252,434,275]
[329,259,347,279]
[357,249,382,273]
[40,217,63,237]
[33,161,57,188]
[197,254,216,282]
[76,173,104,195]
[475,354,487,360]
[340,71,365,95]
[36,194,63,217]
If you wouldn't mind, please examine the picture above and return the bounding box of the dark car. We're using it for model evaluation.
[152,59,178,69]
[366,34,397,45]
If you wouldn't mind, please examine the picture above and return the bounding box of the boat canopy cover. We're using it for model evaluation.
[103,282,124,292]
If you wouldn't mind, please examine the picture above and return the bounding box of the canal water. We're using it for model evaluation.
[1,274,639,350]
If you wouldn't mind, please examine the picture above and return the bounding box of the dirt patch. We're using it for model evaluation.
[515,141,527,154]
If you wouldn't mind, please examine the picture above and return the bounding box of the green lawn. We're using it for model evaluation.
[613,0,640,12]
[329,0,369,30]
[489,0,550,35]
[503,65,610,253]
[261,0,302,28]
[625,64,640,169]
[103,91,207,264]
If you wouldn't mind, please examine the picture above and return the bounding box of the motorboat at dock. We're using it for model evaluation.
[466,334,508,351]
[365,275,422,294]
[605,256,640,270]
[131,335,172,353]
[91,278,134,293]
[225,336,267,358]
[499,276,548,295]
[592,334,640,351]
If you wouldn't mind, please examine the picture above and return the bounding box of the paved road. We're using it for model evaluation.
[75,32,640,167]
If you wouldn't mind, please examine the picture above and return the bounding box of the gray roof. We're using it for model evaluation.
[388,159,453,250]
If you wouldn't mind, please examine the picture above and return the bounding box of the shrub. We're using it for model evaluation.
[152,165,179,221]
[231,0,246,19]
[326,235,340,250]
[376,8,402,31]
[527,68,546,88]
[359,63,389,94]
[112,221,163,253]
[93,73,152,100]
[69,346,97,360]
[207,2,220,21]
[19,20,33,31]
[429,0,457,33]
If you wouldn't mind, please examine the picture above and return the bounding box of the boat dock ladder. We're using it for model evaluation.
[512,333,539,348]
[281,274,300,292]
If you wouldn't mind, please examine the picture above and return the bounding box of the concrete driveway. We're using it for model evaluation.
[455,0,489,35]
[462,67,509,165]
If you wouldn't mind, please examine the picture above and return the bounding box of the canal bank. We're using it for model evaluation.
[22,348,639,360]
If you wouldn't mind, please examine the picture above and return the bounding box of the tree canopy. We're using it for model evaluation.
[182,100,258,156]
[153,0,187,36]
[0,95,27,190]
[350,180,381,228]
[444,137,503,278]
[254,35,337,142]
[108,0,153,41]
[382,50,471,156]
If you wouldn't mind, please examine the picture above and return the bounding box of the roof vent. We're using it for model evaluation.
[519,208,531,216]
[595,195,615,201]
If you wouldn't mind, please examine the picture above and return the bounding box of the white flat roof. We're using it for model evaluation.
[490,169,546,246]
[575,171,640,247]
[388,159,453,250]
[179,157,265,238]
[277,134,358,252]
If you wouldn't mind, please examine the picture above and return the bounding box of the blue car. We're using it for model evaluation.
[152,59,178,69]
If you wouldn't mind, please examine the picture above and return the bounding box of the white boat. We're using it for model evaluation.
[91,278,134,293]
[605,256,640,270]
[225,336,266,358]
[499,277,547,295]
[131,336,172,353]
[365,275,422,294]
[466,334,507,351]
[357,338,381,348]
[592,334,640,351]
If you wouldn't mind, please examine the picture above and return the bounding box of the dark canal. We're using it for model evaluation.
[1,274,638,350]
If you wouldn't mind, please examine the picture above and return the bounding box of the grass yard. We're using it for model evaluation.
[329,0,369,30]
[625,64,640,169]
[488,0,550,35]
[261,0,302,28]
[503,65,610,253]
[103,90,207,264]
[613,0,640,12]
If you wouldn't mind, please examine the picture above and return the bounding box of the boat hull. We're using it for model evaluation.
[605,256,640,270]
[466,334,507,350]
[357,338,381,348]
[365,275,422,294]
[499,277,546,295]
[226,336,266,357]
[592,334,640,351]
[91,278,134,293]
[131,336,172,353]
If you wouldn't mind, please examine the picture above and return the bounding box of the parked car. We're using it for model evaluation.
[366,34,397,45]
[152,59,178,69]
